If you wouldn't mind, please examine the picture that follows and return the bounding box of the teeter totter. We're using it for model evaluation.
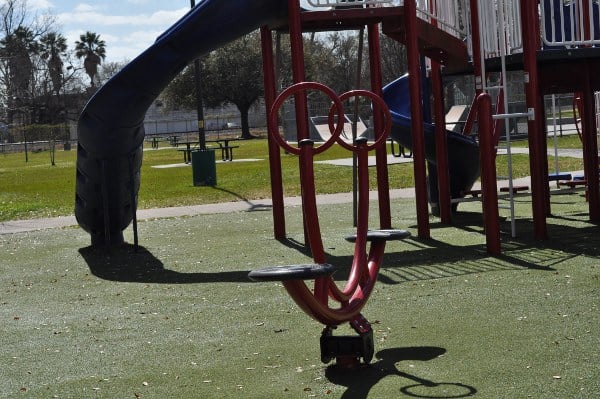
[249,83,409,366]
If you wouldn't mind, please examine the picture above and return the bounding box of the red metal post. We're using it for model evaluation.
[404,0,430,238]
[287,0,312,243]
[431,61,451,223]
[468,0,484,97]
[461,0,483,139]
[287,0,309,138]
[425,1,451,223]
[583,0,592,42]
[367,22,392,229]
[581,66,600,222]
[580,0,599,222]
[520,0,548,240]
[477,93,501,255]
[260,27,286,240]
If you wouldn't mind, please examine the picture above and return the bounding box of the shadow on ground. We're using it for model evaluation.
[79,244,250,283]
[326,347,477,398]
[81,208,598,286]
[211,186,273,212]
[382,210,600,278]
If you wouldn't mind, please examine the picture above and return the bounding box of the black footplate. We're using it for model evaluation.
[344,229,411,243]
[248,263,336,282]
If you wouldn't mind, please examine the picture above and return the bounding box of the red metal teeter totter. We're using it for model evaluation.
[249,82,410,366]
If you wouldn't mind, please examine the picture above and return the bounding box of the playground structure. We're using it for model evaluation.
[74,0,599,365]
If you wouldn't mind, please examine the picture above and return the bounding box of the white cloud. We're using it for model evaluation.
[58,6,187,27]
[65,26,170,63]
[55,3,190,62]
[104,30,165,62]
[73,3,99,13]
[28,0,54,10]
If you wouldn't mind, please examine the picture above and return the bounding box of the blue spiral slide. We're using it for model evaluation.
[382,74,480,211]
[75,0,288,245]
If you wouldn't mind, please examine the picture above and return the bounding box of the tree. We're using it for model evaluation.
[0,0,60,125]
[0,25,38,127]
[39,32,67,96]
[321,32,366,94]
[203,31,265,139]
[273,32,338,92]
[96,60,127,86]
[0,26,37,94]
[163,31,264,139]
[379,33,408,85]
[75,31,106,87]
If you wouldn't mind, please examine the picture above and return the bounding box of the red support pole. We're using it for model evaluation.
[520,0,548,240]
[477,93,501,255]
[287,0,309,140]
[581,66,600,222]
[426,2,451,224]
[468,0,483,97]
[431,61,451,223]
[404,0,430,238]
[579,0,598,223]
[583,0,592,42]
[287,0,312,244]
[260,27,286,240]
[367,22,392,230]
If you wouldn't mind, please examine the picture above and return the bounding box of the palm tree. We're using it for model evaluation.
[0,26,38,125]
[0,26,38,96]
[75,31,106,87]
[40,32,67,96]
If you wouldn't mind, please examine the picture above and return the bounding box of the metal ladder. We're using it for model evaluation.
[477,0,533,238]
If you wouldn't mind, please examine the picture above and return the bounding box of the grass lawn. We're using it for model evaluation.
[0,135,586,222]
[509,133,582,149]
[0,193,598,398]
[0,138,413,221]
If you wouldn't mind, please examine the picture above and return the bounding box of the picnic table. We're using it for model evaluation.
[177,138,241,163]
[148,135,163,149]
[177,141,198,163]
[207,138,241,161]
[169,135,179,147]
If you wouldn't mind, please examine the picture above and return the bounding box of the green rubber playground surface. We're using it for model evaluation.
[1,195,598,398]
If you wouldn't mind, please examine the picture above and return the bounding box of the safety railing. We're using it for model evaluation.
[477,0,523,58]
[305,1,468,40]
[541,0,600,47]
[416,0,470,39]
[305,0,393,7]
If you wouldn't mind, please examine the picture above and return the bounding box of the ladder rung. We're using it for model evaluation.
[493,112,530,120]
[483,85,505,90]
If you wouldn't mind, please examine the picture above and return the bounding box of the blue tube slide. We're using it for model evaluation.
[382,74,480,209]
[75,0,288,245]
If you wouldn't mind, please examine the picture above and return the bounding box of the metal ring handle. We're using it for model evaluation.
[327,90,391,152]
[269,82,345,155]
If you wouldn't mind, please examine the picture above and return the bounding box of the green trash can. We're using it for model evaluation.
[191,149,217,186]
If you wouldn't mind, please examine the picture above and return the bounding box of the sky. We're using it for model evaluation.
[30,0,318,65]
[30,0,191,63]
